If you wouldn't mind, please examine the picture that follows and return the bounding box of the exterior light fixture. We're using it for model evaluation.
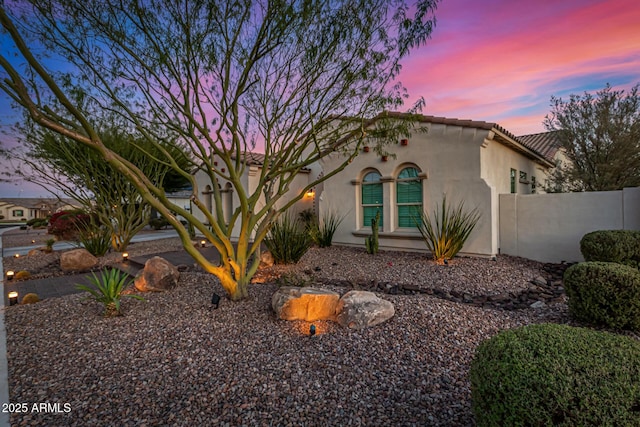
[305,189,315,198]
[14,254,20,258]
[6,271,15,281]
[8,291,18,306]
[211,292,221,310]
[122,252,129,262]
[310,324,316,336]
[31,240,36,244]
[200,240,206,248]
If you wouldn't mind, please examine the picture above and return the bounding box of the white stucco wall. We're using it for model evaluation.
[318,122,547,257]
[192,157,319,240]
[499,187,640,263]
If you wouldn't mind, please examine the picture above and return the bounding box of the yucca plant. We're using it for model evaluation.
[76,268,144,317]
[77,225,112,257]
[265,213,312,264]
[416,196,480,264]
[314,210,347,248]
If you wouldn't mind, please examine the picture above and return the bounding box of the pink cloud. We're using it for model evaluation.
[399,0,640,134]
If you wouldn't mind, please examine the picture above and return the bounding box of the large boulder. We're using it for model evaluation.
[60,248,99,272]
[134,256,180,292]
[272,287,340,322]
[336,291,395,330]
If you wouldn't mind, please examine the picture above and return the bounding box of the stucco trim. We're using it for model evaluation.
[352,230,423,240]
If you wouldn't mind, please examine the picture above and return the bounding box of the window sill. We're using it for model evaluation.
[352,229,423,240]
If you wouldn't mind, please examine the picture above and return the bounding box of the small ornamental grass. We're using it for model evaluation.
[76,268,144,317]
[312,210,346,248]
[265,213,312,264]
[416,196,480,264]
[78,225,112,257]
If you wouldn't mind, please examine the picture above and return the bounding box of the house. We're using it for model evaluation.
[318,115,559,258]
[0,198,80,221]
[192,113,561,258]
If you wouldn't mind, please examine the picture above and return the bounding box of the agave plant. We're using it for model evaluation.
[416,195,481,264]
[76,268,144,317]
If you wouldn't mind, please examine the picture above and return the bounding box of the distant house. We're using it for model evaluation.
[191,113,561,258]
[0,198,80,221]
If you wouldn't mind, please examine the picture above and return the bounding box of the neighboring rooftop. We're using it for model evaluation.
[517,131,562,162]
[0,197,78,209]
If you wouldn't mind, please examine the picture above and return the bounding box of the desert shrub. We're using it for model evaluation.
[564,261,640,330]
[26,218,47,227]
[14,270,31,280]
[76,268,144,317]
[416,195,480,264]
[580,230,640,268]
[149,217,170,230]
[265,213,312,264]
[313,211,346,248]
[21,293,40,304]
[44,238,55,253]
[48,210,90,240]
[470,323,640,427]
[78,225,111,257]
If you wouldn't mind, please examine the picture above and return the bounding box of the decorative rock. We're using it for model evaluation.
[27,248,41,257]
[260,251,275,268]
[272,287,340,322]
[530,300,547,309]
[335,291,395,330]
[531,276,547,286]
[134,256,180,292]
[60,249,99,272]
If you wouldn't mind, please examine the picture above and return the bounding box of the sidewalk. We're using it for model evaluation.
[4,246,220,303]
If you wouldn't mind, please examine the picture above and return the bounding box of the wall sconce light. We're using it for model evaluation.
[122,252,129,262]
[14,253,20,258]
[211,292,221,310]
[8,291,18,306]
[305,189,315,198]
[200,240,206,248]
[310,324,316,336]
[6,271,15,281]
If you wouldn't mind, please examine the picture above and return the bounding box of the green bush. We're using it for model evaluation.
[470,323,640,427]
[580,230,640,268]
[149,217,170,230]
[264,213,312,264]
[564,261,640,330]
[416,195,480,263]
[26,218,48,227]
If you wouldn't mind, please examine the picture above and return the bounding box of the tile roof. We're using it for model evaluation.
[384,113,556,165]
[517,131,561,162]
[0,197,78,209]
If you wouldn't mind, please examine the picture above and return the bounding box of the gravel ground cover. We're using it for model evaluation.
[3,234,575,426]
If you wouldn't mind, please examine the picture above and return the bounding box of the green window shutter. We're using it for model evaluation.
[362,171,383,227]
[396,167,422,228]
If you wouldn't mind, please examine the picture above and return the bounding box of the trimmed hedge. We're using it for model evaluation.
[470,324,640,426]
[580,230,640,268]
[564,261,640,331]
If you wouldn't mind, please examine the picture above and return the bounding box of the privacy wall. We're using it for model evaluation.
[499,187,640,263]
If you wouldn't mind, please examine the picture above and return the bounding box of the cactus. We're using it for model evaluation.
[365,211,380,255]
[15,270,31,280]
[21,293,40,304]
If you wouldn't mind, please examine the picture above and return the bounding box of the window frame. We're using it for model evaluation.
[396,166,423,228]
[361,171,383,228]
[12,209,24,217]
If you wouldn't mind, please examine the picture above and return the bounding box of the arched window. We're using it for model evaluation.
[396,167,422,228]
[361,171,383,227]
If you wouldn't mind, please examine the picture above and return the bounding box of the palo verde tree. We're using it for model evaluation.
[544,83,640,192]
[15,120,192,251]
[0,0,438,300]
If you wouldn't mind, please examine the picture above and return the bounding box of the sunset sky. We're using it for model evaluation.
[401,0,640,135]
[1,0,639,197]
